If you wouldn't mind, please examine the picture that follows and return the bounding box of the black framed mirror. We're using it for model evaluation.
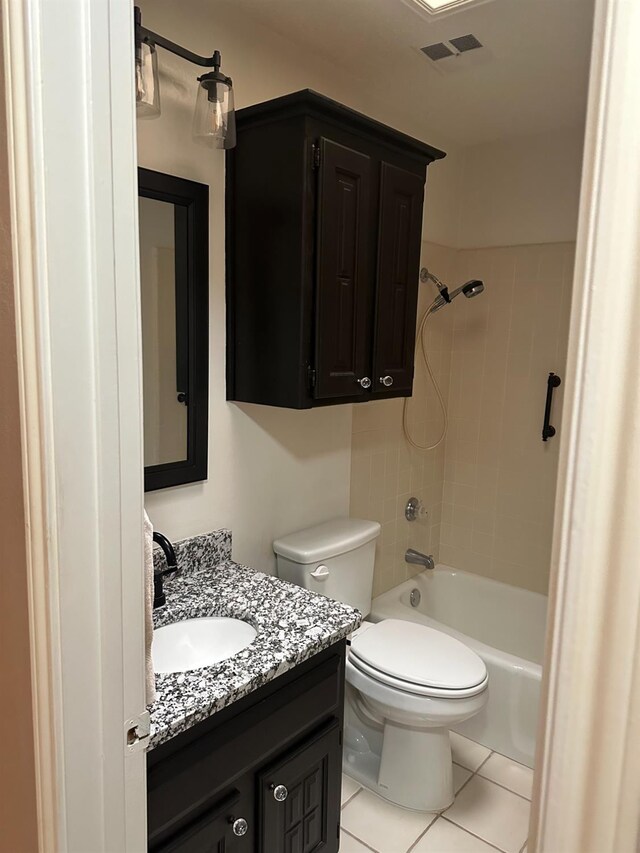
[138,168,209,491]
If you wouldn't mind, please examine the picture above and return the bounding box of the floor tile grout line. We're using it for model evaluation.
[518,840,528,853]
[440,815,511,853]
[474,751,495,774]
[485,746,534,771]
[451,767,477,799]
[341,826,380,853]
[474,772,532,803]
[341,786,364,810]
[405,813,440,853]
[448,749,492,800]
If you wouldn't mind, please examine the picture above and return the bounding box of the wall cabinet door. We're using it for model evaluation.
[259,720,341,853]
[372,163,425,396]
[314,139,373,400]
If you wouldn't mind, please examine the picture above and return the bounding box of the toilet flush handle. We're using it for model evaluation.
[310,565,330,581]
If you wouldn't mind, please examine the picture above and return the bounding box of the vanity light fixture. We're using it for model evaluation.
[134,6,236,149]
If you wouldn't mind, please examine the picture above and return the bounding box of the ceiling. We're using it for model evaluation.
[221,0,594,147]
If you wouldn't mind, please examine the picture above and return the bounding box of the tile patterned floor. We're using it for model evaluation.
[340,732,532,853]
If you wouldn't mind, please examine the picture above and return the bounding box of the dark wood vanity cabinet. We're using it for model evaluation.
[226,89,445,409]
[147,643,345,853]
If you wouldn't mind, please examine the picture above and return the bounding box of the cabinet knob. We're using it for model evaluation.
[271,783,288,802]
[357,377,372,389]
[379,375,394,387]
[231,817,248,837]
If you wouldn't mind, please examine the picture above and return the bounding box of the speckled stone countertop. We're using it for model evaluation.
[148,529,361,750]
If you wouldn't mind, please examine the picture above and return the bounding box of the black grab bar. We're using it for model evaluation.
[542,372,561,441]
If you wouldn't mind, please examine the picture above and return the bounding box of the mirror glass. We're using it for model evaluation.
[139,196,188,467]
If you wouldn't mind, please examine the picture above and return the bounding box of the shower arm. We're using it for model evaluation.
[421,269,451,303]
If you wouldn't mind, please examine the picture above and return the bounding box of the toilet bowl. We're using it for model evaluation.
[273,518,488,812]
[345,619,488,811]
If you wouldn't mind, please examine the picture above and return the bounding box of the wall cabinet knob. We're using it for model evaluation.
[231,817,248,837]
[380,375,393,387]
[271,784,288,802]
[357,377,372,389]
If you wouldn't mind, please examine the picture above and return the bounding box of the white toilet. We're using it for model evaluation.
[274,517,488,812]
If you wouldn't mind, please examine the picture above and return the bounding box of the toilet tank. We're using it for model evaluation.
[273,518,381,616]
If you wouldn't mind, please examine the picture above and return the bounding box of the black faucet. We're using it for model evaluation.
[152,531,178,608]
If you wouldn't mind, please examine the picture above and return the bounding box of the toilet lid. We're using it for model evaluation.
[350,619,487,692]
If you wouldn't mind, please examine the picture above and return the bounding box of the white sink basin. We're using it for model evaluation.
[153,617,257,674]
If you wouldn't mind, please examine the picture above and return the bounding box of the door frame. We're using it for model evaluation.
[2,0,147,849]
[530,0,640,849]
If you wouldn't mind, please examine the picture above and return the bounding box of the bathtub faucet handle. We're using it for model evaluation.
[405,549,435,570]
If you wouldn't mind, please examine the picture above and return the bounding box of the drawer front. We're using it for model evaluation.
[148,650,343,846]
[259,719,341,853]
[153,785,254,853]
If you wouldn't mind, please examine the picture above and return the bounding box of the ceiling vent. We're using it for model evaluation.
[421,42,455,61]
[418,33,490,75]
[448,33,483,53]
[421,33,483,62]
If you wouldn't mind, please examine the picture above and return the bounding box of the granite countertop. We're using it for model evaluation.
[148,530,361,750]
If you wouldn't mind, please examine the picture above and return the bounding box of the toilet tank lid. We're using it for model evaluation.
[273,518,381,563]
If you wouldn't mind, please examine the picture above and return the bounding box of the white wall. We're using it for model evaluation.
[454,127,584,249]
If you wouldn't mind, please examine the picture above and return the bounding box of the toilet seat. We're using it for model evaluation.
[350,618,488,698]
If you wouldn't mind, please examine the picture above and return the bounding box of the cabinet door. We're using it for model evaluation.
[259,720,341,853]
[372,162,425,396]
[314,139,373,400]
[153,787,254,853]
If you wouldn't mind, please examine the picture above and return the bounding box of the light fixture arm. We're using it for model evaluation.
[134,6,224,71]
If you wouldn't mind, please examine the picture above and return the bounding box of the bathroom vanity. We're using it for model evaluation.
[146,530,360,852]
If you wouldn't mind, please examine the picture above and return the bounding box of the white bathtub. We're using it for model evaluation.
[370,565,548,768]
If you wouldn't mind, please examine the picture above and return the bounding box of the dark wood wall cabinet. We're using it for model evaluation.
[226,89,446,409]
[147,642,345,853]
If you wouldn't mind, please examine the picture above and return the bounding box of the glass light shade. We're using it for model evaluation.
[136,41,161,119]
[192,77,236,150]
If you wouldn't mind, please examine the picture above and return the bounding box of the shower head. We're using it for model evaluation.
[462,279,485,298]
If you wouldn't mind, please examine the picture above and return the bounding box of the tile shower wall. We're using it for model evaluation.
[351,241,574,596]
[350,242,456,597]
[441,242,574,594]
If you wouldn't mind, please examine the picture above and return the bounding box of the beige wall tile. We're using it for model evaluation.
[348,241,457,595]
[350,240,573,598]
[438,242,574,593]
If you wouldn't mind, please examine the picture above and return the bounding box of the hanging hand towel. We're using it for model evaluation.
[144,509,156,705]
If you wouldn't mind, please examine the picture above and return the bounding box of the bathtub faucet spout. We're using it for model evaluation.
[405,549,435,570]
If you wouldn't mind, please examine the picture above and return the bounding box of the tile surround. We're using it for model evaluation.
[350,240,574,596]
[339,732,531,853]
